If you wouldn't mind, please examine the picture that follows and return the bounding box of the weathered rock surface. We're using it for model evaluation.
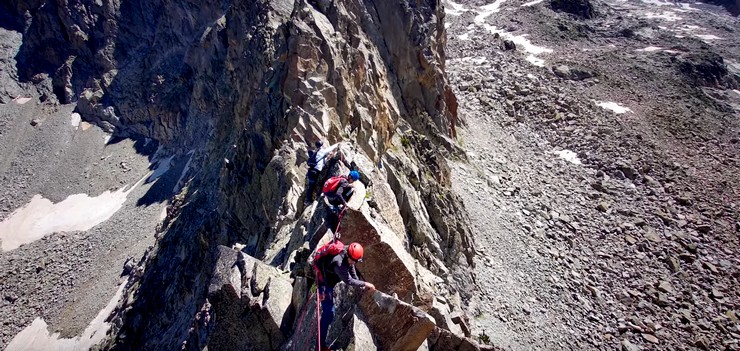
[550,0,596,19]
[207,246,293,351]
[0,0,477,349]
[283,284,435,351]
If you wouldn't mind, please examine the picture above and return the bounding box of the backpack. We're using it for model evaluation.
[322,176,345,194]
[307,150,318,169]
[312,240,345,283]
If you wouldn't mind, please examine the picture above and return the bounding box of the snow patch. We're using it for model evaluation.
[474,0,507,23]
[458,32,472,40]
[637,46,662,52]
[733,90,740,97]
[526,55,546,67]
[595,101,632,114]
[0,171,152,251]
[6,282,126,351]
[644,11,682,21]
[70,113,81,129]
[445,0,470,15]
[449,56,489,65]
[173,151,195,193]
[695,34,722,40]
[640,0,673,6]
[147,155,175,183]
[13,97,32,105]
[521,0,545,6]
[482,25,553,55]
[552,150,582,165]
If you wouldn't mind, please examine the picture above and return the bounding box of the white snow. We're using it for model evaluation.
[5,282,126,351]
[104,134,112,144]
[445,0,469,15]
[147,155,175,183]
[482,25,553,55]
[0,174,148,251]
[640,0,673,6]
[458,32,472,40]
[680,25,703,31]
[13,97,32,105]
[449,56,489,65]
[695,34,722,40]
[552,150,582,165]
[644,11,682,21]
[733,90,740,97]
[474,0,507,23]
[521,0,545,6]
[173,151,195,193]
[70,113,81,129]
[595,101,632,114]
[637,46,663,52]
[526,55,546,67]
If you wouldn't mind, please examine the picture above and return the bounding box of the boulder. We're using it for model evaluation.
[550,0,596,19]
[208,246,294,351]
[427,327,500,351]
[676,51,734,88]
[283,285,434,351]
[552,65,596,81]
[339,206,431,304]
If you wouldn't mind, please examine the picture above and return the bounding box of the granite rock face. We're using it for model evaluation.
[1,0,479,349]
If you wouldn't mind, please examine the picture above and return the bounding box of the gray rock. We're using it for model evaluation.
[621,339,640,351]
[503,40,516,51]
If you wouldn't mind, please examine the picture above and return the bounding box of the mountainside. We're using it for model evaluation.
[1,0,483,350]
[444,0,739,349]
[0,0,738,350]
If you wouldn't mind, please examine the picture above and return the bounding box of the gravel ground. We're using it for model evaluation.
[0,98,184,348]
[445,0,739,349]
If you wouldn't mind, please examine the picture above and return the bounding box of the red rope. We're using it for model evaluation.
[292,289,316,351]
[332,207,347,243]
[316,287,322,351]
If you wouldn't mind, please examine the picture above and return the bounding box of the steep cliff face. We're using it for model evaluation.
[3,0,478,349]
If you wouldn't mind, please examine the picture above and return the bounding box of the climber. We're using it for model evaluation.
[323,170,360,207]
[305,141,340,204]
[313,241,375,351]
[322,170,360,234]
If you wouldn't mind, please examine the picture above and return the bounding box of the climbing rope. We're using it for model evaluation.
[292,288,317,351]
[332,206,348,243]
[316,287,322,351]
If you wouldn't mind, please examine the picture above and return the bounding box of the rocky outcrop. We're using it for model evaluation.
[427,327,499,351]
[675,51,737,88]
[284,284,435,351]
[207,246,294,351]
[2,0,477,349]
[550,0,596,19]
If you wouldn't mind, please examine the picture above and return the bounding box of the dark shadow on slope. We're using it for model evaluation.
[0,2,24,32]
[691,0,740,16]
[136,153,189,206]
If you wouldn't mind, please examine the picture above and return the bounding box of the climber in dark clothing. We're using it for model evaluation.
[322,170,360,233]
[314,242,375,351]
[305,141,340,204]
[323,171,359,206]
[305,141,323,203]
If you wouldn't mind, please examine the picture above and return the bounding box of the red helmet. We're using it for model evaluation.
[347,242,364,261]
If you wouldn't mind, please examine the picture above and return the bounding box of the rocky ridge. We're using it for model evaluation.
[1,0,487,350]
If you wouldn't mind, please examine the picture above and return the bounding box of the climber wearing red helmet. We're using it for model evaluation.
[314,242,375,351]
